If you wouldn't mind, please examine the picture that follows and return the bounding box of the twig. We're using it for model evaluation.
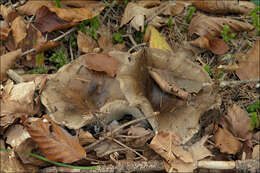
[145,1,176,24]
[128,43,147,53]
[85,114,157,152]
[108,137,147,161]
[6,69,24,83]
[127,34,137,47]
[219,79,260,87]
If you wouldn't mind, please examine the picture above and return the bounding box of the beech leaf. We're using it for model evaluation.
[24,115,86,163]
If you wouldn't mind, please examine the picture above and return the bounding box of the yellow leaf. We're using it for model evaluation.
[145,25,173,53]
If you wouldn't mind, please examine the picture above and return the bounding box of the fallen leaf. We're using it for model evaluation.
[24,115,86,163]
[0,49,22,81]
[144,25,173,53]
[192,0,255,14]
[190,36,229,55]
[77,31,98,53]
[34,41,60,54]
[94,140,122,158]
[252,145,260,160]
[214,126,242,154]
[97,26,126,53]
[120,2,158,31]
[34,6,76,33]
[48,5,105,22]
[11,16,27,48]
[0,21,10,40]
[78,129,96,146]
[0,4,13,24]
[83,53,120,77]
[163,2,186,16]
[17,1,57,16]
[188,13,254,37]
[225,104,252,140]
[236,40,260,82]
[4,124,31,148]
[0,81,40,128]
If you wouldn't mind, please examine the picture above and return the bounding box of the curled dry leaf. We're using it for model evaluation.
[0,49,22,81]
[190,36,229,55]
[11,16,27,48]
[24,115,86,163]
[188,13,254,37]
[214,126,242,154]
[82,53,120,77]
[144,25,173,53]
[0,81,40,129]
[192,0,255,15]
[236,40,260,82]
[225,104,252,140]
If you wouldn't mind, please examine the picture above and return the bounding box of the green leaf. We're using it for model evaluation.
[246,101,260,112]
[168,17,173,28]
[113,33,124,43]
[0,149,98,170]
[36,52,45,67]
[204,65,214,77]
[54,0,62,8]
[249,112,259,130]
[185,6,196,24]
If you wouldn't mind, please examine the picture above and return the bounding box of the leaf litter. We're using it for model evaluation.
[0,0,259,172]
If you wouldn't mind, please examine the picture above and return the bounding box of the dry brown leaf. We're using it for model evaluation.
[252,145,260,160]
[97,26,126,53]
[4,124,31,148]
[34,6,76,33]
[0,21,10,40]
[190,36,229,55]
[77,31,98,53]
[24,115,86,163]
[94,140,122,158]
[0,49,22,81]
[83,53,120,77]
[120,2,158,31]
[188,13,254,37]
[0,81,40,129]
[226,104,252,140]
[49,5,105,22]
[0,4,13,24]
[163,2,186,16]
[78,129,96,146]
[192,0,255,15]
[11,16,27,48]
[34,41,60,54]
[214,126,242,154]
[236,40,260,82]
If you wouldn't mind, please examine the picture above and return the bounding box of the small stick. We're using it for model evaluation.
[108,137,148,161]
[128,43,147,53]
[6,69,24,83]
[85,113,157,152]
[21,27,77,57]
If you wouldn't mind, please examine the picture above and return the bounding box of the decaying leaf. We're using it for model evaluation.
[121,2,159,31]
[214,126,242,154]
[236,40,260,82]
[94,140,122,158]
[48,6,104,23]
[97,26,126,53]
[225,104,252,140]
[11,16,27,48]
[77,31,98,53]
[192,0,255,15]
[78,129,96,146]
[150,132,211,172]
[0,81,40,129]
[4,124,30,148]
[24,115,86,163]
[34,6,76,33]
[144,25,173,53]
[0,21,10,41]
[188,13,254,37]
[190,36,229,55]
[0,49,22,81]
